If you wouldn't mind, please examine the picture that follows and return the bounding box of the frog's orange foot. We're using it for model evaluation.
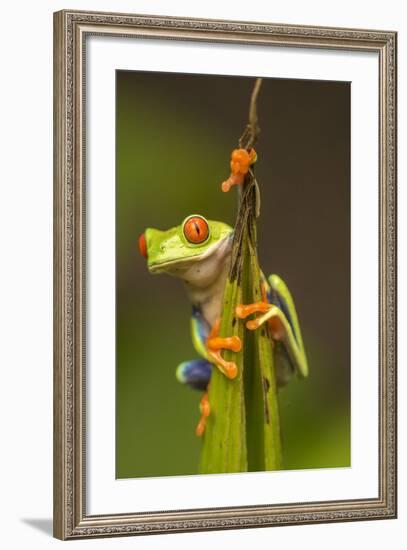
[236,302,285,339]
[206,318,241,379]
[221,148,257,192]
[236,302,272,330]
[196,392,210,437]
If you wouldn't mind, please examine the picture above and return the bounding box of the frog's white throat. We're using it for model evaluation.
[166,235,231,286]
[181,235,232,328]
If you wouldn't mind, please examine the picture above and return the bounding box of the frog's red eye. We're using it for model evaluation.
[138,232,148,258]
[183,216,209,244]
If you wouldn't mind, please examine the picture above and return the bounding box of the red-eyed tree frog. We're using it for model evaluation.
[138,215,308,436]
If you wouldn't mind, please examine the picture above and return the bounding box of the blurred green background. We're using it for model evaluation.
[116,71,350,478]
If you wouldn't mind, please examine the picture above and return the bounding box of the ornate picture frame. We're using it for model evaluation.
[53,9,397,540]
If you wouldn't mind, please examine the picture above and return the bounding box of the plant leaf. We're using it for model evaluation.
[199,277,247,473]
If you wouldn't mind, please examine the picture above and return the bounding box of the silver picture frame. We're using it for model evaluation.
[53,9,397,540]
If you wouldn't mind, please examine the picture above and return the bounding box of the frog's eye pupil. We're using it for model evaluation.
[183,216,209,244]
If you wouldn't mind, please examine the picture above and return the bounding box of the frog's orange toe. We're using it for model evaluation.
[221,173,244,193]
[221,179,232,193]
[227,336,242,353]
[246,319,260,331]
[224,361,238,380]
[196,418,206,437]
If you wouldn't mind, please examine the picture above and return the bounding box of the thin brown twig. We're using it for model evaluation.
[239,77,263,150]
[248,77,262,133]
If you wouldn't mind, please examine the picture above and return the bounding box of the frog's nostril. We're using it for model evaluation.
[138,233,148,259]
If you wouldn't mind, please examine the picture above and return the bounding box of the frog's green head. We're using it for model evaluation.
[138,215,233,287]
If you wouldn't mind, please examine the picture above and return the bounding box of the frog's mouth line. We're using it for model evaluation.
[148,234,232,273]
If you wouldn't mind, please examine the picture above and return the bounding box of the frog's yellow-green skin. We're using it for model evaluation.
[141,215,308,402]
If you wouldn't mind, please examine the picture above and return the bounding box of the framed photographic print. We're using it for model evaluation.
[53,9,397,540]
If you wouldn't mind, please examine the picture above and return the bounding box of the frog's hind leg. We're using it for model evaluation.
[235,274,308,379]
[176,359,212,436]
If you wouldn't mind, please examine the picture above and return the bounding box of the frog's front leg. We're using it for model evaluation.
[182,310,242,437]
[206,318,241,380]
[194,319,242,437]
